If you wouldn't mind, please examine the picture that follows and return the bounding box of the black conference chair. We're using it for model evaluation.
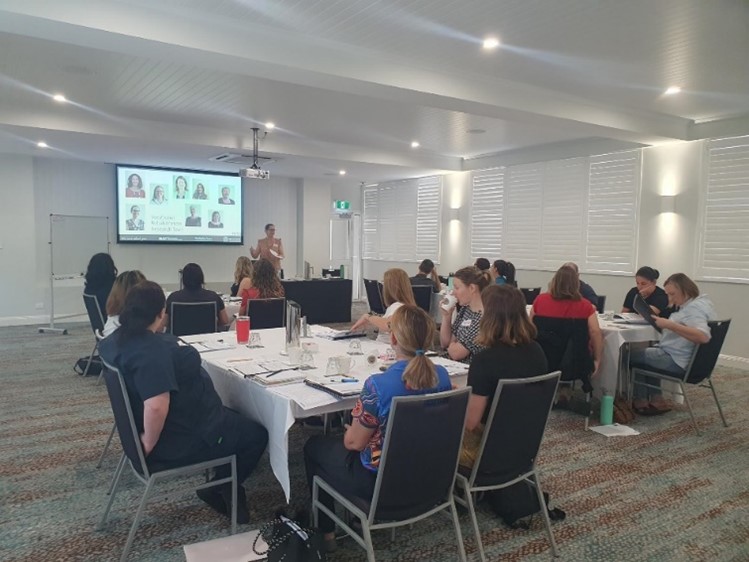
[364,279,386,315]
[321,268,342,278]
[246,297,286,329]
[98,361,238,561]
[82,293,106,377]
[454,371,562,561]
[521,287,541,306]
[630,319,731,434]
[169,301,217,336]
[412,285,433,314]
[312,388,470,562]
[533,316,594,427]
[596,295,607,314]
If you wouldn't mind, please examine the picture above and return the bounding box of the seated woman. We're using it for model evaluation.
[622,266,669,315]
[304,305,452,550]
[84,253,118,321]
[230,256,254,297]
[530,265,603,402]
[102,270,146,337]
[491,259,517,287]
[462,285,548,467]
[352,268,415,343]
[166,263,229,331]
[629,273,717,416]
[439,266,491,363]
[99,281,268,523]
[474,257,491,272]
[238,258,284,316]
[410,258,442,292]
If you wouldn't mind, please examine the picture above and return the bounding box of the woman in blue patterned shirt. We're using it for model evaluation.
[304,305,452,551]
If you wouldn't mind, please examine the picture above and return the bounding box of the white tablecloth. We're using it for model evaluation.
[192,328,467,501]
[597,319,658,396]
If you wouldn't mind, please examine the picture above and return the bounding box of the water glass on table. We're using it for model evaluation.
[235,315,250,344]
[347,339,363,355]
[247,332,263,348]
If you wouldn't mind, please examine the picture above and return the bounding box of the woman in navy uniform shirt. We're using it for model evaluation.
[622,266,669,315]
[99,281,268,523]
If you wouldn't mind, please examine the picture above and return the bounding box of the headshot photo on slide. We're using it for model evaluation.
[218,186,235,205]
[151,184,167,205]
[125,173,145,198]
[185,205,201,227]
[174,175,189,199]
[208,210,223,229]
[192,181,208,200]
[126,205,145,230]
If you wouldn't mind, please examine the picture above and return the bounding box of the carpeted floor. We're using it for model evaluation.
[1,321,748,561]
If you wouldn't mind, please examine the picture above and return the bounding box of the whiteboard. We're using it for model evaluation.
[50,214,110,276]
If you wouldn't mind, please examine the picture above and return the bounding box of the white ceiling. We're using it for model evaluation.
[0,0,747,185]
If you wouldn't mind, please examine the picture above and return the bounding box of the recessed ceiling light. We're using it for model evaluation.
[664,86,682,96]
[411,141,420,148]
[265,122,275,130]
[52,94,67,103]
[482,37,500,50]
[339,170,346,176]
[37,141,48,148]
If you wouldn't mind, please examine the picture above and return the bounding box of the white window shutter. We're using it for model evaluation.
[503,163,544,268]
[470,169,504,259]
[378,185,400,259]
[585,151,641,274]
[362,187,379,260]
[698,136,749,282]
[541,157,587,269]
[416,176,442,260]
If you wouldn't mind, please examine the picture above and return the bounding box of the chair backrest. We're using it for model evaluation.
[246,297,286,329]
[83,293,106,333]
[364,278,386,315]
[170,301,217,336]
[321,268,341,278]
[533,316,593,391]
[685,319,731,384]
[470,371,561,486]
[370,388,470,522]
[596,295,607,314]
[412,285,433,313]
[101,360,150,478]
[520,287,541,306]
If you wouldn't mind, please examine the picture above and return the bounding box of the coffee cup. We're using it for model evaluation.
[441,293,458,311]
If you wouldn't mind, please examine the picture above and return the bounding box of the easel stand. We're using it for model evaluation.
[39,213,110,336]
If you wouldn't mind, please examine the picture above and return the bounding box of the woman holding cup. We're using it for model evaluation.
[304,304,452,552]
[439,266,491,363]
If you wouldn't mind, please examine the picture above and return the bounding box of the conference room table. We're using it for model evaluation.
[186,328,468,502]
[280,278,352,324]
[597,317,659,397]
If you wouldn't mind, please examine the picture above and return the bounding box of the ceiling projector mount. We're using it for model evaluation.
[239,127,270,179]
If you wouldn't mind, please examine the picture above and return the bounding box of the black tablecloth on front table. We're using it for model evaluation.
[281,278,352,324]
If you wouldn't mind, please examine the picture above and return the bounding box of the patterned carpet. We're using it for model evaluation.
[1,321,748,561]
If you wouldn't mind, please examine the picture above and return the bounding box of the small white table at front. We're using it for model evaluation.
[597,319,659,397]
[190,329,467,502]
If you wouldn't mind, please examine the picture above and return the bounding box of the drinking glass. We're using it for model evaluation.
[347,339,363,355]
[247,332,263,348]
[235,316,250,344]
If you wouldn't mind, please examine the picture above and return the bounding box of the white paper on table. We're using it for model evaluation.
[224,360,267,377]
[183,529,267,562]
[431,357,469,377]
[268,382,341,409]
[589,424,641,437]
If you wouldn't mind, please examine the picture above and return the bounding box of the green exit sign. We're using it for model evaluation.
[334,200,350,210]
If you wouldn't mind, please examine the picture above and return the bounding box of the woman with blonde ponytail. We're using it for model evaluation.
[304,304,452,551]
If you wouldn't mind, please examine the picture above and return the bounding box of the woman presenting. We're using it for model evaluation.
[250,223,284,271]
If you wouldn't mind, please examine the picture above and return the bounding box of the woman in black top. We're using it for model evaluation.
[622,266,669,315]
[461,285,548,467]
[84,253,117,319]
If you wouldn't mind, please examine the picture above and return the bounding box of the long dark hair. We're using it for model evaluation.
[252,259,284,298]
[493,259,517,287]
[117,281,165,342]
[85,253,117,289]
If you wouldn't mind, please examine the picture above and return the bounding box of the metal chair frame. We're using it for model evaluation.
[82,293,106,376]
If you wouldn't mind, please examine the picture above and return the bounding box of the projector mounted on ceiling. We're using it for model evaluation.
[239,127,270,180]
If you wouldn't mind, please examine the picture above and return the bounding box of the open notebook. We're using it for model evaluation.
[305,376,364,397]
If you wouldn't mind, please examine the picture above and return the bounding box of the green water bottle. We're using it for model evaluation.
[600,394,614,425]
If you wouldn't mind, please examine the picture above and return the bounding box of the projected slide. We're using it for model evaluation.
[116,165,242,244]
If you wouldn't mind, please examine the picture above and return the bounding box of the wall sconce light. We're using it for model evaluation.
[660,195,676,213]
[448,207,460,221]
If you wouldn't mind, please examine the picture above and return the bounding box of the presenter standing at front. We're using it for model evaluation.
[250,223,284,272]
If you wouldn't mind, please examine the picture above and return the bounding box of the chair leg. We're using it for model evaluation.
[99,453,127,528]
[361,520,376,562]
[230,457,238,535]
[584,392,592,431]
[97,422,117,469]
[680,382,700,435]
[83,342,98,376]
[120,477,155,562]
[707,378,729,427]
[531,472,559,558]
[464,488,485,562]
[449,498,468,562]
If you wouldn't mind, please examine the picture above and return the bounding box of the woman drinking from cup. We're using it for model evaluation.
[439,266,491,363]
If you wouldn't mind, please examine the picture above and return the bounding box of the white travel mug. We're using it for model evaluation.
[441,293,458,311]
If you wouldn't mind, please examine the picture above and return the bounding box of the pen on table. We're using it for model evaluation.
[330,377,358,383]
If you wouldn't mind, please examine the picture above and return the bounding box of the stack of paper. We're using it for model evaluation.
[589,424,641,437]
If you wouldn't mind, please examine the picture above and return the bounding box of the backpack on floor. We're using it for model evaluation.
[74,355,102,376]
[486,481,566,528]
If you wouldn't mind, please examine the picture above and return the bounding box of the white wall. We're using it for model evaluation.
[1,156,302,325]
[363,140,748,359]
[298,178,331,274]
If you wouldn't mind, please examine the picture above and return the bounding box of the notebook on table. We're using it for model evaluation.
[305,377,364,398]
[310,326,367,340]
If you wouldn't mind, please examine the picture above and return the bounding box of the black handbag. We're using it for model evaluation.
[253,515,327,562]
